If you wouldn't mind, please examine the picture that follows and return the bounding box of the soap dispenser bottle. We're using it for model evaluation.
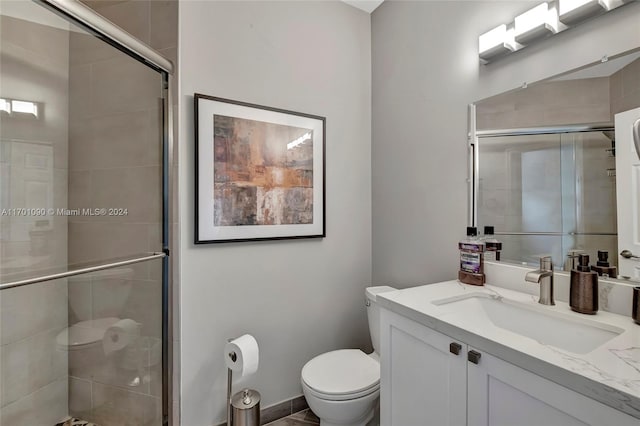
[570,254,598,314]
[591,250,617,278]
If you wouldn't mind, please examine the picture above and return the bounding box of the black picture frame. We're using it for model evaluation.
[194,94,326,244]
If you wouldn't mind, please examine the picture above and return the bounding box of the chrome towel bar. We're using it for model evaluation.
[0,252,166,291]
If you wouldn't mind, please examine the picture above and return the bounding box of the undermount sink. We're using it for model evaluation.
[432,293,624,354]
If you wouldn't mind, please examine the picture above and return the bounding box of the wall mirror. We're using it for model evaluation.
[470,48,640,281]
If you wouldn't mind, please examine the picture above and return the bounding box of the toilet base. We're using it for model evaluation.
[303,383,379,426]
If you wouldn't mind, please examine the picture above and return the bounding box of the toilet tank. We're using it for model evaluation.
[365,286,396,355]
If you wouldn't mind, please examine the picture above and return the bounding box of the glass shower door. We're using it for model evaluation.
[477,133,564,265]
[0,1,168,424]
[560,131,618,270]
[477,130,618,269]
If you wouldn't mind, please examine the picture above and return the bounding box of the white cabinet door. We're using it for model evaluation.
[467,348,638,426]
[380,309,466,426]
[615,107,640,278]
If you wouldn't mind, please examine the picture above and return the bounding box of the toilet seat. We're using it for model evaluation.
[303,379,379,402]
[301,349,380,401]
[56,317,120,350]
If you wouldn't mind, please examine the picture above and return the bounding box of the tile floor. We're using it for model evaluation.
[264,408,381,426]
[264,409,320,425]
[58,408,318,426]
[58,408,376,426]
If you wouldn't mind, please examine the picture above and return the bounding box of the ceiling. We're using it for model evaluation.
[342,1,385,14]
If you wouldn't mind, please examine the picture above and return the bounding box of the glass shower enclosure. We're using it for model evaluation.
[475,129,618,269]
[0,1,171,424]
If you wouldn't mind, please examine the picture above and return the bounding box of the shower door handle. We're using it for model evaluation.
[633,118,640,160]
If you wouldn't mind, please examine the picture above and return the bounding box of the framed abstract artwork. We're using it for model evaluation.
[194,94,326,243]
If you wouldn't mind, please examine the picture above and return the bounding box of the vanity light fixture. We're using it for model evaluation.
[479,24,516,63]
[514,3,562,44]
[479,0,633,63]
[558,0,609,25]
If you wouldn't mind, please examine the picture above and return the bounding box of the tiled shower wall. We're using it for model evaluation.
[477,57,640,130]
[0,16,70,425]
[476,76,611,130]
[610,58,640,119]
[67,0,179,424]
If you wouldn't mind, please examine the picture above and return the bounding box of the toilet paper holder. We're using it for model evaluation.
[226,348,236,426]
[226,339,260,426]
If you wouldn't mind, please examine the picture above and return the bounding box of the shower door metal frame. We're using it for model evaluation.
[0,1,176,424]
[39,0,174,74]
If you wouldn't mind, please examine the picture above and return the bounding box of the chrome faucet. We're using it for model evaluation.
[525,256,555,305]
[564,249,584,271]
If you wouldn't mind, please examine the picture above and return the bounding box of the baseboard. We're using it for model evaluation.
[214,395,308,426]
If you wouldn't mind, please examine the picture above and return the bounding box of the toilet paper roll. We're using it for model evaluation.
[224,334,259,377]
[103,319,140,355]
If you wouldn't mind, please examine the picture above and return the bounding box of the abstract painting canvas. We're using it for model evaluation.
[195,94,325,243]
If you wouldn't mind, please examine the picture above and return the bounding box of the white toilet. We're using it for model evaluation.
[301,286,396,426]
[56,267,134,352]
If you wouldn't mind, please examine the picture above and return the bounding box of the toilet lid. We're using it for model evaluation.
[301,349,379,396]
[56,317,120,348]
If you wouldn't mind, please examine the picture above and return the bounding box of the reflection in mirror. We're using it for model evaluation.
[472,49,640,281]
[477,129,617,270]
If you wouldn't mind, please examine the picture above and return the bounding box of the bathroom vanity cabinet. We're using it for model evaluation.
[379,308,638,426]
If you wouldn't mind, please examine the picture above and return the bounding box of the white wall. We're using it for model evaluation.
[371,0,640,287]
[178,2,372,425]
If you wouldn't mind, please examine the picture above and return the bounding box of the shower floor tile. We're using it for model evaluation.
[56,418,99,426]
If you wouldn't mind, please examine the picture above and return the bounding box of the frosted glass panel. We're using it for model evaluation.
[478,134,562,233]
[0,2,165,425]
[497,234,564,267]
[0,2,164,284]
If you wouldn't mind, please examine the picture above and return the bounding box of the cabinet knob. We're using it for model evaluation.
[468,350,482,364]
[449,342,462,355]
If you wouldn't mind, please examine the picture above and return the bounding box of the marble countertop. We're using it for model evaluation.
[377,280,640,419]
